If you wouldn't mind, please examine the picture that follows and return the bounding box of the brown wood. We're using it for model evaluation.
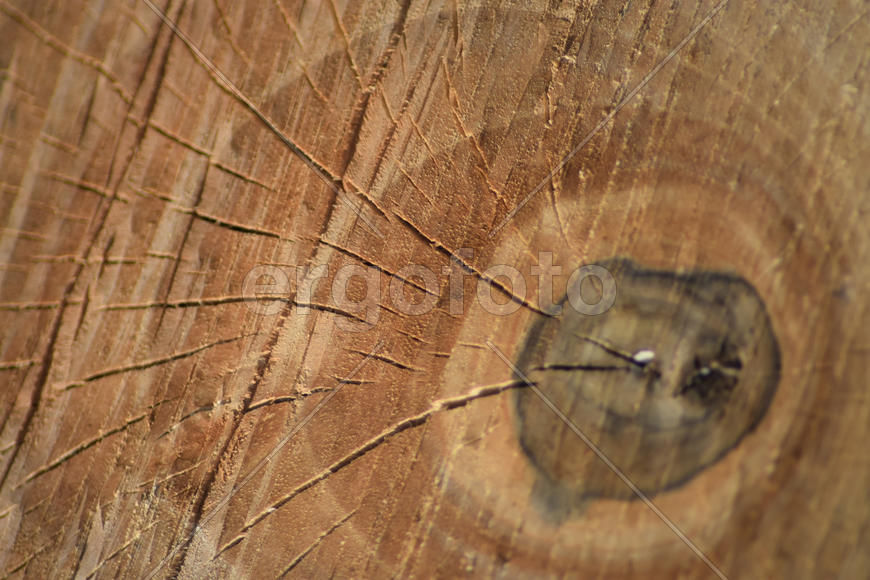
[1,0,868,578]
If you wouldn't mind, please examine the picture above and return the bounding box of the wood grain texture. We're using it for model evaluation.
[0,0,868,578]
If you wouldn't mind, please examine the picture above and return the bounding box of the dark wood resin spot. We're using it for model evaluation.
[514,258,781,511]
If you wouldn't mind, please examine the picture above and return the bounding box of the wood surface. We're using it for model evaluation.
[0,0,868,578]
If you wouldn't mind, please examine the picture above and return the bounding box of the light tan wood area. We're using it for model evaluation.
[0,1,868,578]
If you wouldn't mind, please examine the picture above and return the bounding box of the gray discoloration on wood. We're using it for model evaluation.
[514,257,780,509]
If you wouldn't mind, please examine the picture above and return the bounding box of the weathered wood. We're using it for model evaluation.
[0,0,868,578]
